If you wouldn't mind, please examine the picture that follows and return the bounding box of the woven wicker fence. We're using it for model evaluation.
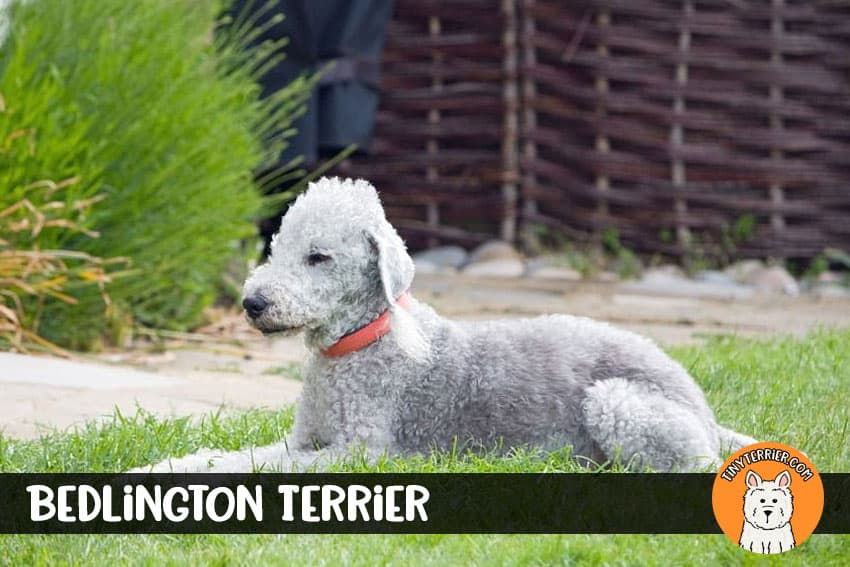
[342,0,514,249]
[341,0,850,259]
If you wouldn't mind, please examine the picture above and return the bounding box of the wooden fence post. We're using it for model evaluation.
[671,0,693,249]
[501,0,520,243]
[770,0,787,240]
[594,7,611,224]
[519,0,539,248]
[426,14,443,247]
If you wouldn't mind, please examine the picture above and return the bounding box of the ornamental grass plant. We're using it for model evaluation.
[0,0,309,349]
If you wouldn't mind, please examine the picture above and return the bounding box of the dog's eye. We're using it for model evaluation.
[760,498,765,503]
[306,252,331,266]
[772,498,777,503]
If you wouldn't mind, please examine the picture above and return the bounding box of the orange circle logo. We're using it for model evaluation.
[712,442,823,554]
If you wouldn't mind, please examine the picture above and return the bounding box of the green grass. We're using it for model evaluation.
[1,330,849,564]
[261,362,303,380]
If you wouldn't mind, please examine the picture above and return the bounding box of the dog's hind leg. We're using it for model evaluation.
[581,378,721,472]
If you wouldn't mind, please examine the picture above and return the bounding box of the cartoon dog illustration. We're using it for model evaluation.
[739,469,795,554]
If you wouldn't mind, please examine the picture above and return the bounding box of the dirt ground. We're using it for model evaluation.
[3,273,848,440]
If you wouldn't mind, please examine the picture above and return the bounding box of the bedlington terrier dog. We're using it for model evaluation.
[135,177,755,473]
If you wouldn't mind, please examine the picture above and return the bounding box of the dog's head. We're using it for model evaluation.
[742,470,793,530]
[242,177,416,349]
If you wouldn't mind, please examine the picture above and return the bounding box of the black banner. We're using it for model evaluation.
[0,473,847,534]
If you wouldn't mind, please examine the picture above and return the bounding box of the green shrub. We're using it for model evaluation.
[0,0,309,348]
[0,178,129,355]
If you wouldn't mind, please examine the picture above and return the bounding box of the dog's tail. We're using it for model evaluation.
[717,425,757,453]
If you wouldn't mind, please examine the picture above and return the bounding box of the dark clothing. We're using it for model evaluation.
[232,0,394,167]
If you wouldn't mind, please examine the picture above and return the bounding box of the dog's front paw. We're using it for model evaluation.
[128,448,224,473]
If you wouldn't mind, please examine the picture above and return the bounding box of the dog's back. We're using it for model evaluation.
[390,305,718,459]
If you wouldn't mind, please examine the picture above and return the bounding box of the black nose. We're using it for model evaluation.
[242,295,268,319]
[764,510,772,518]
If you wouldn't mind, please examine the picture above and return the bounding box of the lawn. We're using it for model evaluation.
[1,330,848,565]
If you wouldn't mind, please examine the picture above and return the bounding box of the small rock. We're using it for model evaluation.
[596,271,620,283]
[696,270,736,286]
[414,259,457,276]
[625,269,754,299]
[637,270,692,288]
[813,284,850,299]
[644,265,687,280]
[414,259,437,275]
[752,265,800,296]
[468,240,523,264]
[524,257,582,281]
[412,245,468,269]
[462,258,525,278]
[525,256,553,272]
[724,259,766,284]
[817,270,843,285]
[527,266,582,281]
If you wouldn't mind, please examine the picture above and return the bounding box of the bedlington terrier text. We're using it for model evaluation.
[135,177,755,473]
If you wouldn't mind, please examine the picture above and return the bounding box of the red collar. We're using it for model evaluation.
[320,292,411,357]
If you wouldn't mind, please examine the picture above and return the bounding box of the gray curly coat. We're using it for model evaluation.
[134,178,755,473]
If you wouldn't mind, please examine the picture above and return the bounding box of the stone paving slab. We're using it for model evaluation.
[0,352,302,440]
[0,352,181,389]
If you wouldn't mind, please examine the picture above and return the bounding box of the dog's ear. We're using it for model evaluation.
[775,470,791,489]
[363,229,399,308]
[362,225,416,303]
[745,470,762,489]
[362,227,429,362]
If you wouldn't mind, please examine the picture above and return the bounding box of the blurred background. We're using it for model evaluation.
[1,0,850,436]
